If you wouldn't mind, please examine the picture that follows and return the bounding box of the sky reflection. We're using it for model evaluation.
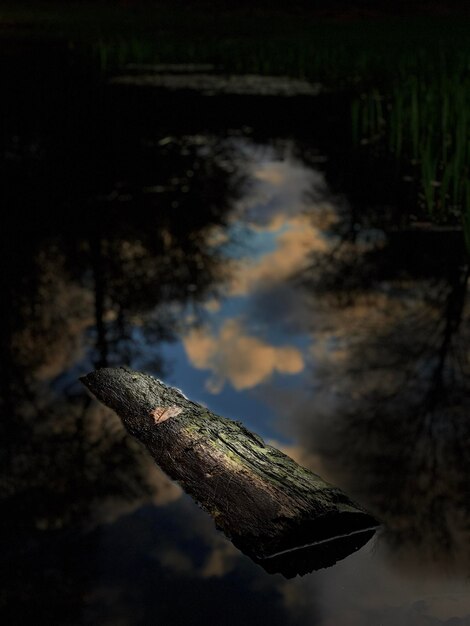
[161,140,331,438]
[2,57,470,622]
[155,137,470,624]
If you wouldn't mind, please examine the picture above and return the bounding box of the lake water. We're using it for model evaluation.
[1,40,470,625]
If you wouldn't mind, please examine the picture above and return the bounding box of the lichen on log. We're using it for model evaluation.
[81,367,378,577]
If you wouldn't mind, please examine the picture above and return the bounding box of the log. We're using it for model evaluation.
[81,367,379,577]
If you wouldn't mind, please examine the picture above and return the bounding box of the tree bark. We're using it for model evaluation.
[81,367,378,577]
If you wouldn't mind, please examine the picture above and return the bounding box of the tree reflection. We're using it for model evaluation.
[300,201,470,566]
[0,50,246,619]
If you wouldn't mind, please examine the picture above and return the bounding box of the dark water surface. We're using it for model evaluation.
[2,40,470,625]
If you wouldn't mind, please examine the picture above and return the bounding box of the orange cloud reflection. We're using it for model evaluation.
[183,319,304,393]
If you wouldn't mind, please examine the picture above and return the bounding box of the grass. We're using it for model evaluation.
[352,56,470,228]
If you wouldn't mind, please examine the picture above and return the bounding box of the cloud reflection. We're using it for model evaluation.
[228,214,329,297]
[181,143,337,395]
[183,318,304,393]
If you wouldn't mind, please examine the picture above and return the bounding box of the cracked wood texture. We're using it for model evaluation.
[81,367,378,576]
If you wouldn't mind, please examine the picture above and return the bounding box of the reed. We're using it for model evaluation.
[353,55,470,237]
[3,3,469,247]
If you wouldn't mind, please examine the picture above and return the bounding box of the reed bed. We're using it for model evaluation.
[3,3,469,242]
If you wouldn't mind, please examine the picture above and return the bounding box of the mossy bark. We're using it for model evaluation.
[81,367,378,576]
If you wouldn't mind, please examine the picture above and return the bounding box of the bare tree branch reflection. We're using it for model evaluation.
[0,53,247,617]
[299,201,470,566]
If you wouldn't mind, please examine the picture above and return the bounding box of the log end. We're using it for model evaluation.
[256,526,378,577]
[240,506,379,576]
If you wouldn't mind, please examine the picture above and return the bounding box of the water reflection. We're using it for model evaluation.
[158,136,470,620]
[297,211,470,556]
[0,125,243,515]
[179,142,325,403]
[2,41,470,625]
[274,193,470,621]
[0,48,262,620]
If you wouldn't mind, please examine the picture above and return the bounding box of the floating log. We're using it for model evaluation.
[81,367,378,577]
